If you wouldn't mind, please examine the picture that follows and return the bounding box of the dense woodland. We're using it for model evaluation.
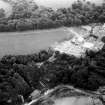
[0,0,105,31]
[1,44,105,105]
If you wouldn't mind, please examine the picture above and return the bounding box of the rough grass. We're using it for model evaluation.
[0,28,70,57]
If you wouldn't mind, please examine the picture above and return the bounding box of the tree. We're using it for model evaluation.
[37,17,55,29]
[11,0,38,19]
[7,19,18,31]
[16,19,33,31]
[0,8,5,18]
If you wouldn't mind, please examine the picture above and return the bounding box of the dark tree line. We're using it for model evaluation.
[1,0,105,31]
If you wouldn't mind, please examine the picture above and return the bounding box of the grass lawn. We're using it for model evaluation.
[0,28,71,57]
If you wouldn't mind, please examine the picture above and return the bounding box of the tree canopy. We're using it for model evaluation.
[0,0,105,31]
[0,8,5,19]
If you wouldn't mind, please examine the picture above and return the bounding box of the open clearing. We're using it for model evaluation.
[55,97,94,105]
[0,28,70,57]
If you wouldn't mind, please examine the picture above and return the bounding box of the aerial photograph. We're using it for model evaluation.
[0,0,105,105]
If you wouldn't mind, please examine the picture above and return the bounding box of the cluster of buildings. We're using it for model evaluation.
[53,26,104,57]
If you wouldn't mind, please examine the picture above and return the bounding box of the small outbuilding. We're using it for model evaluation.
[82,42,94,49]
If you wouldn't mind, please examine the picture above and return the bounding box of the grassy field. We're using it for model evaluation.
[0,28,71,57]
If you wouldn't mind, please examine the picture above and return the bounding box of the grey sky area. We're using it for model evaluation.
[35,0,104,9]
